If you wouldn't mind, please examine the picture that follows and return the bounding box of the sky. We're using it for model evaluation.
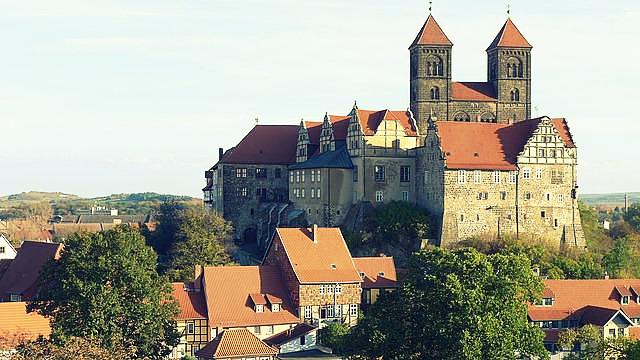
[0,0,638,198]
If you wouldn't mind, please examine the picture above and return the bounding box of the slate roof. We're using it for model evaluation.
[201,265,299,328]
[171,282,207,320]
[0,301,51,346]
[289,143,354,170]
[0,241,63,300]
[353,256,398,289]
[220,125,299,165]
[410,14,453,47]
[271,227,362,284]
[488,18,532,49]
[436,117,575,171]
[196,328,277,359]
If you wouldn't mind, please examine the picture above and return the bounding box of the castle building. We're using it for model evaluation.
[203,13,585,250]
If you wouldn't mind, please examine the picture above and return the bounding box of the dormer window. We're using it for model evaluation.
[542,298,553,306]
[271,303,280,312]
[256,304,264,313]
[378,272,385,277]
[359,272,365,279]
[622,296,630,305]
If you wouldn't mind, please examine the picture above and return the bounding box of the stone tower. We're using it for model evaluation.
[487,18,532,123]
[409,14,452,135]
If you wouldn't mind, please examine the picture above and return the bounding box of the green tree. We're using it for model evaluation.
[318,322,350,354]
[29,226,180,359]
[557,325,636,359]
[343,247,548,359]
[374,201,431,242]
[9,337,134,360]
[624,203,640,231]
[166,206,234,281]
[603,237,633,278]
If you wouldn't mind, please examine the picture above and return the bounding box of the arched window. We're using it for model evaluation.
[511,88,520,102]
[480,112,497,123]
[427,55,443,76]
[453,111,470,122]
[430,86,440,100]
[506,57,523,78]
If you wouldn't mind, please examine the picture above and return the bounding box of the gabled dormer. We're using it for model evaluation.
[631,286,640,304]
[266,294,283,313]
[249,293,267,313]
[319,113,335,153]
[615,286,632,305]
[535,287,555,306]
[517,117,577,166]
[296,119,310,163]
[347,102,364,156]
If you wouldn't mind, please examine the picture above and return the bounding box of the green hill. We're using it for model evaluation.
[581,193,640,207]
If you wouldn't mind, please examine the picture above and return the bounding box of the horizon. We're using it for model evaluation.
[2,0,638,198]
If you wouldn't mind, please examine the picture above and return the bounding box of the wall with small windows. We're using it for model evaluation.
[169,319,209,359]
[354,155,417,207]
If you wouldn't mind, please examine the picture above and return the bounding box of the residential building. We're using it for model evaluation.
[0,241,63,302]
[0,301,50,352]
[0,235,17,261]
[202,12,585,250]
[195,328,278,360]
[170,282,209,358]
[529,279,640,358]
[263,323,318,355]
[353,256,398,309]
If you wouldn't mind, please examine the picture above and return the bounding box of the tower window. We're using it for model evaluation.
[427,55,443,76]
[480,112,497,123]
[511,88,520,102]
[506,57,523,78]
[430,86,440,100]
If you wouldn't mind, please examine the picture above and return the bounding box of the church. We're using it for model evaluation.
[203,12,585,251]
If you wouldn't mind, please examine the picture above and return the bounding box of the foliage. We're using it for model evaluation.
[373,201,431,242]
[9,336,135,360]
[557,325,639,360]
[29,226,180,359]
[343,247,548,359]
[624,203,640,232]
[318,322,350,354]
[578,201,613,255]
[602,237,636,278]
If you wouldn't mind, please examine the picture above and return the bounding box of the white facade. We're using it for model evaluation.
[0,235,17,260]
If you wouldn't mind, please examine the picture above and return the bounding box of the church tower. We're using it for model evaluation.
[487,18,532,123]
[409,14,452,135]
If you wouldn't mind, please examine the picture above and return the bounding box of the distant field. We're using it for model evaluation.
[581,192,640,206]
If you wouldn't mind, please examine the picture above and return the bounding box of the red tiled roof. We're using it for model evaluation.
[0,301,51,347]
[353,257,398,289]
[528,280,640,325]
[488,18,532,49]
[305,116,350,145]
[202,265,299,328]
[171,283,207,320]
[249,293,267,306]
[273,227,362,284]
[264,323,317,348]
[542,287,555,298]
[265,294,282,305]
[616,286,633,297]
[355,109,417,137]
[221,125,299,165]
[436,117,576,171]
[0,241,62,300]
[196,328,277,359]
[410,14,453,47]
[451,82,497,102]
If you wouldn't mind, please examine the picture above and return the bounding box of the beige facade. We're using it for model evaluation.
[171,318,209,359]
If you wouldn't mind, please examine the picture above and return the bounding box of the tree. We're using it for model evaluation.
[557,325,637,359]
[374,201,431,243]
[9,337,135,360]
[603,237,633,278]
[343,247,548,359]
[318,322,350,355]
[166,206,234,281]
[29,226,180,359]
[624,203,640,231]
[149,201,189,257]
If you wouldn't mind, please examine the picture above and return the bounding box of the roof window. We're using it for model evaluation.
[330,264,337,270]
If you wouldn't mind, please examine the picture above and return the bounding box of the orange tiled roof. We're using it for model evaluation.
[355,109,417,137]
[171,283,207,320]
[410,14,453,47]
[196,328,277,359]
[488,18,532,49]
[0,302,51,346]
[436,117,576,171]
[273,227,361,284]
[353,257,398,289]
[0,241,63,300]
[202,265,299,328]
[451,82,497,102]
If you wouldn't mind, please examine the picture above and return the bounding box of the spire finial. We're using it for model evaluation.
[507,2,510,16]
[429,1,433,13]
[255,117,259,125]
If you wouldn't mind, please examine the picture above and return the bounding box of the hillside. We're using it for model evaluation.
[581,192,640,207]
[0,191,201,219]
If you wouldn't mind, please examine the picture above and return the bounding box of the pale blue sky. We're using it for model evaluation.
[1,0,638,198]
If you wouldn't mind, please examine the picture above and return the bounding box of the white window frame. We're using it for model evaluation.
[301,170,305,182]
[304,306,312,319]
[473,170,481,184]
[523,169,531,179]
[295,171,300,183]
[317,187,321,199]
[350,304,358,317]
[301,188,305,198]
[509,171,517,184]
[457,170,466,184]
[536,168,543,179]
[375,191,384,203]
[424,170,430,185]
[402,191,409,201]
[336,284,342,294]
[186,323,195,334]
[310,188,315,198]
[493,171,501,184]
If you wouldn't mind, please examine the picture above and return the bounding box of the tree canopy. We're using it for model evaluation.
[29,226,180,359]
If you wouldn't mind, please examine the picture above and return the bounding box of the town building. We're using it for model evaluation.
[0,235,17,261]
[529,279,640,358]
[353,256,398,310]
[196,328,278,360]
[0,241,63,302]
[203,12,585,250]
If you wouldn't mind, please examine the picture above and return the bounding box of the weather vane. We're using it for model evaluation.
[429,1,433,13]
[507,2,511,16]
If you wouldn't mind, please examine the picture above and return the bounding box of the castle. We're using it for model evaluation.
[203,13,585,251]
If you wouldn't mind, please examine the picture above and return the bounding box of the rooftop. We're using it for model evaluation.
[196,328,277,359]
[0,241,63,300]
[353,256,398,289]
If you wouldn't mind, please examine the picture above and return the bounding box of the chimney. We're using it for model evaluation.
[312,224,319,244]
[218,148,224,161]
[194,265,203,291]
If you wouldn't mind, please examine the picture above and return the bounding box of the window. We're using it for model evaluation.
[316,188,321,199]
[609,329,616,338]
[310,170,315,182]
[336,284,342,294]
[558,194,564,202]
[424,170,430,184]
[525,192,532,200]
[300,335,306,346]
[546,193,551,201]
[509,172,517,184]
[618,328,625,337]
[453,111,471,122]
[541,211,546,218]
[310,188,315,198]
[376,191,384,203]
[542,298,553,306]
[290,171,294,183]
[523,169,531,179]
[301,170,305,182]
[538,149,546,157]
[186,323,194,334]
[400,166,410,182]
[295,171,300,183]
[0,247,4,254]
[335,305,342,318]
[477,192,488,200]
[500,192,507,200]
[326,305,334,318]
[493,171,501,184]
[265,325,274,335]
[304,306,312,319]
[275,168,282,178]
[9,294,21,302]
[402,191,409,201]
[272,303,280,312]
[457,170,466,184]
[472,170,481,184]
[374,166,385,182]
[255,304,264,313]
[317,170,321,182]
[511,88,520,102]
[480,112,497,123]
[319,285,325,295]
[460,214,464,222]
[622,296,630,305]
[255,168,267,178]
[254,326,261,335]
[554,219,559,227]
[353,166,358,182]
[536,169,543,179]
[430,86,440,100]
[236,168,247,178]
[427,56,443,76]
[301,188,305,198]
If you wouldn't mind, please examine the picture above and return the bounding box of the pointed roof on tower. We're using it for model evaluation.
[410,14,453,48]
[487,18,532,50]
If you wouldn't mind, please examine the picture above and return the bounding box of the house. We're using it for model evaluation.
[353,256,398,309]
[0,241,63,302]
[529,279,640,358]
[195,328,278,360]
[203,11,585,250]
[262,226,363,327]
[0,301,51,351]
[263,323,318,355]
[0,235,17,261]
[169,282,209,359]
